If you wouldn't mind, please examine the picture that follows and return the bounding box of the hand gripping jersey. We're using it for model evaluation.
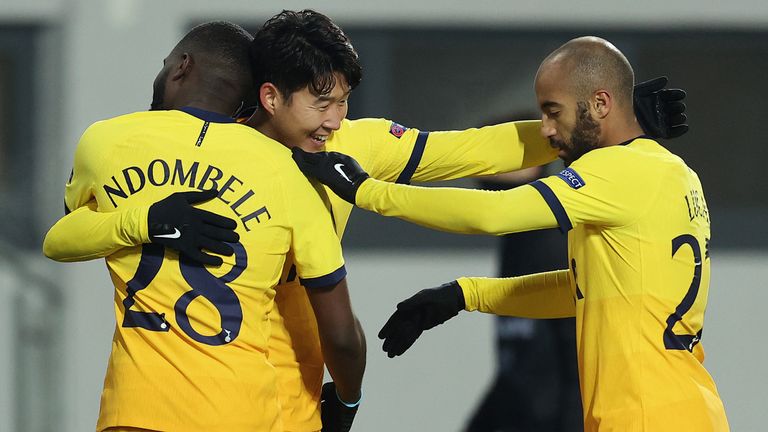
[45,116,556,431]
[356,137,729,431]
[64,108,346,432]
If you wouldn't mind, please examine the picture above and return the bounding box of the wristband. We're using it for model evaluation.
[336,388,362,408]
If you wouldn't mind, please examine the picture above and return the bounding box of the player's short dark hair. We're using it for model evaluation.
[249,9,362,102]
[174,21,254,95]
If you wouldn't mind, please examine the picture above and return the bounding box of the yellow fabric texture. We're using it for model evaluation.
[358,137,728,431]
[46,116,555,431]
[266,118,556,430]
[63,109,344,432]
[537,139,727,431]
[458,270,574,318]
[44,200,149,261]
[356,179,558,235]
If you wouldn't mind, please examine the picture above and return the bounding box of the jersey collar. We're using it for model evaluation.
[619,134,652,146]
[179,106,236,123]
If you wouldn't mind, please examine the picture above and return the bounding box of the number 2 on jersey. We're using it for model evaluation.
[122,244,169,331]
[663,234,704,352]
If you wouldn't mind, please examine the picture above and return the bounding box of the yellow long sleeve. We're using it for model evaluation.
[411,120,558,182]
[356,179,559,235]
[459,270,574,318]
[43,201,149,262]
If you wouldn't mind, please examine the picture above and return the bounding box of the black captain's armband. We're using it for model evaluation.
[101,158,271,231]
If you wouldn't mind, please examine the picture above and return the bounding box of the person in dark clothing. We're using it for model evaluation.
[464,117,582,432]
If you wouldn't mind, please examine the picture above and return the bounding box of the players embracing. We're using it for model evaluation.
[44,9,702,432]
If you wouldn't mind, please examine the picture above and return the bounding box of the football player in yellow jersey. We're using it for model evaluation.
[44,10,687,432]
[294,36,728,431]
[246,14,686,432]
[43,21,365,432]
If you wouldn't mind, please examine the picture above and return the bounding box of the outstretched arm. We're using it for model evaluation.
[370,76,685,184]
[292,148,559,236]
[459,270,574,318]
[357,178,558,236]
[378,269,573,358]
[406,120,557,182]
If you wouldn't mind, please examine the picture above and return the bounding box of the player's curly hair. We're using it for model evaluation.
[249,9,362,102]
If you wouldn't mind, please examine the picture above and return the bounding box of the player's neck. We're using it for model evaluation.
[244,110,274,139]
[600,117,646,148]
[170,87,240,118]
[173,100,233,118]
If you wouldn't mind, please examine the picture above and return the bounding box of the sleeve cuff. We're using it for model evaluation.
[456,277,477,312]
[354,178,376,208]
[122,206,151,244]
[300,264,347,289]
[136,206,151,243]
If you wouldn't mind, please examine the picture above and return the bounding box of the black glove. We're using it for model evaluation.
[291,148,370,204]
[378,280,466,358]
[320,382,360,432]
[148,189,239,266]
[633,76,688,139]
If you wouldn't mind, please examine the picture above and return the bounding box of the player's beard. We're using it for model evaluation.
[150,70,169,111]
[553,102,601,167]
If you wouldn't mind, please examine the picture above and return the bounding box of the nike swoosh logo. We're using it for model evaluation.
[153,227,181,239]
[334,163,352,183]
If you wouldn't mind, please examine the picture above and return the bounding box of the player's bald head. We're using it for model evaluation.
[538,36,634,109]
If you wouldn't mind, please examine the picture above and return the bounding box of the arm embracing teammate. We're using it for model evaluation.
[294,36,727,432]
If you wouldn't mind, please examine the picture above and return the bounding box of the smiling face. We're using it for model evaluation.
[535,61,602,166]
[262,72,351,152]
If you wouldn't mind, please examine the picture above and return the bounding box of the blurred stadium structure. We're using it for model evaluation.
[1,1,766,431]
[0,239,63,432]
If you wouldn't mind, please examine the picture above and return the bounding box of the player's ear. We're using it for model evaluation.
[170,53,193,82]
[259,83,280,116]
[593,90,611,119]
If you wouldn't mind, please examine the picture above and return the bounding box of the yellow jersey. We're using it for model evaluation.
[45,116,556,431]
[62,108,346,432]
[356,137,728,431]
[268,118,556,430]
